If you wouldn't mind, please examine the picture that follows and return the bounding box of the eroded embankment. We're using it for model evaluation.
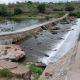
[39,42,79,80]
[0,13,69,44]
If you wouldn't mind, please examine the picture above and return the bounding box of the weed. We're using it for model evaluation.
[0,69,12,78]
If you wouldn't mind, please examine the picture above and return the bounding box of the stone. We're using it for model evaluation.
[45,71,53,77]
[11,65,31,80]
[44,54,49,57]
[57,37,64,40]
[37,42,42,45]
[31,75,34,80]
[0,44,26,61]
[35,62,47,68]
[30,48,33,50]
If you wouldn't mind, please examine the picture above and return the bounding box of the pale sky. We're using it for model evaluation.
[0,0,80,4]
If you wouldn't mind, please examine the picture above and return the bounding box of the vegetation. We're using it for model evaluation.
[0,69,12,78]
[45,16,49,20]
[53,8,63,11]
[28,33,37,37]
[29,65,44,80]
[65,2,75,11]
[14,8,22,15]
[0,1,80,18]
[37,3,46,13]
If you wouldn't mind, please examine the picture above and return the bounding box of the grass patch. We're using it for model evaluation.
[29,65,44,80]
[28,33,37,37]
[0,69,12,78]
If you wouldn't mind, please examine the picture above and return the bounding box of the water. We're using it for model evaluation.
[0,19,46,32]
[17,20,78,64]
[40,19,80,64]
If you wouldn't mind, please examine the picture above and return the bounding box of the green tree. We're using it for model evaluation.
[14,8,22,15]
[37,3,46,13]
[65,3,75,11]
[27,1,33,4]
[0,7,7,17]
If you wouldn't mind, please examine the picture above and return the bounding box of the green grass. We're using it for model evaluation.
[0,69,12,78]
[29,65,44,80]
[28,33,37,37]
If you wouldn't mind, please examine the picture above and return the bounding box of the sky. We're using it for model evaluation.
[0,0,80,4]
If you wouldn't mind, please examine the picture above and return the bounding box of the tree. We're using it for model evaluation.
[27,1,33,4]
[0,7,7,17]
[65,2,75,11]
[65,5,75,11]
[14,8,22,15]
[37,3,46,13]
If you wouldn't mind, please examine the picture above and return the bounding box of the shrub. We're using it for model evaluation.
[37,3,46,13]
[0,7,7,17]
[58,12,65,17]
[45,16,49,20]
[65,5,75,11]
[27,1,33,4]
[14,8,22,15]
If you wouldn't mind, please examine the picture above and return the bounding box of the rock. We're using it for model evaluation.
[72,29,74,30]
[0,44,26,61]
[44,54,49,57]
[30,48,33,50]
[54,49,57,51]
[35,62,47,68]
[45,71,53,77]
[57,37,64,40]
[37,42,42,45]
[26,65,30,68]
[51,38,53,39]
[31,75,34,80]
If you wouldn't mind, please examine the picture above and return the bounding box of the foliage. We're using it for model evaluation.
[58,12,65,17]
[29,65,44,80]
[69,12,80,18]
[27,1,33,4]
[0,69,12,77]
[53,8,63,11]
[28,33,37,37]
[37,3,46,13]
[65,5,75,11]
[69,12,78,16]
[45,16,49,20]
[0,7,7,17]
[7,11,14,17]
[14,8,22,15]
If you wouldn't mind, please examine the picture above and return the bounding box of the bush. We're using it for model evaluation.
[65,5,75,11]
[69,12,78,16]
[29,65,44,75]
[37,3,46,13]
[14,8,22,15]
[69,12,80,18]
[0,69,12,77]
[27,1,33,4]
[45,16,49,20]
[53,8,63,11]
[0,7,7,17]
[58,12,65,17]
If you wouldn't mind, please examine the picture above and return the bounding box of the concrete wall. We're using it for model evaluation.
[39,43,78,80]
[0,13,69,44]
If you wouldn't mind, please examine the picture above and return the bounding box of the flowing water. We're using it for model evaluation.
[0,18,80,65]
[16,19,80,65]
